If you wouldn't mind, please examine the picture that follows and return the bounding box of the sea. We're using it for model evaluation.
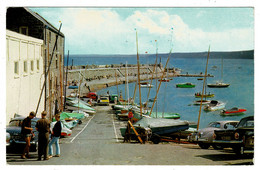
[67,54,254,129]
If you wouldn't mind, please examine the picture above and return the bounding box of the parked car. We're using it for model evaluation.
[50,121,72,137]
[98,96,110,106]
[6,132,10,146]
[188,120,239,149]
[213,116,254,155]
[6,117,40,152]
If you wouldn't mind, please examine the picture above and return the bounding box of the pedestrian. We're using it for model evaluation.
[21,111,36,159]
[48,113,62,158]
[36,111,50,161]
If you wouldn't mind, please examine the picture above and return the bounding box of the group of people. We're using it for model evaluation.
[21,111,62,161]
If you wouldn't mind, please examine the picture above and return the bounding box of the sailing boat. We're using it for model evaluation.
[207,56,230,88]
[194,68,214,105]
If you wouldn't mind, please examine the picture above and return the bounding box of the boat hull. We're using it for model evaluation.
[207,84,230,88]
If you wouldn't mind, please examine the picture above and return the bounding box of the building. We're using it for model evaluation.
[6,30,44,123]
[6,7,65,121]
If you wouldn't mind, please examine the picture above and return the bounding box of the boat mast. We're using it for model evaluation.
[145,40,158,108]
[197,46,210,130]
[136,30,142,116]
[149,49,172,116]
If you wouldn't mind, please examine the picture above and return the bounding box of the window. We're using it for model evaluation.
[19,26,28,35]
[24,61,28,73]
[14,61,19,74]
[37,60,40,71]
[31,60,34,72]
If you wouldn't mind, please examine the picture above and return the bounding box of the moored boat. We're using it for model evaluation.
[195,92,214,98]
[176,83,195,88]
[193,99,211,105]
[140,82,154,88]
[204,100,225,111]
[220,107,247,116]
[207,82,230,88]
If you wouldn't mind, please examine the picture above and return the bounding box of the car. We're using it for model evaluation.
[50,121,72,137]
[213,116,254,155]
[6,132,10,146]
[188,120,239,149]
[98,96,109,106]
[6,117,40,152]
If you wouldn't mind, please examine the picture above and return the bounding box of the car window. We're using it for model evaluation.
[224,123,236,129]
[9,120,22,127]
[208,122,220,128]
[237,118,254,128]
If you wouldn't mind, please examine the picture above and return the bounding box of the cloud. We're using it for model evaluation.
[37,8,254,54]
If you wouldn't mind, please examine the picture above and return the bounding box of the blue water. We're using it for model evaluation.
[68,55,254,128]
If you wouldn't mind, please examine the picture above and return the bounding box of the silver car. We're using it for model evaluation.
[188,120,239,149]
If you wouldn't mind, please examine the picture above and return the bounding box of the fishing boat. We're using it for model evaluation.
[220,107,246,116]
[140,82,154,88]
[120,116,189,137]
[176,83,195,88]
[207,56,230,88]
[204,100,225,111]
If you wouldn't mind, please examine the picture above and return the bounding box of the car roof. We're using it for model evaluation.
[10,117,41,121]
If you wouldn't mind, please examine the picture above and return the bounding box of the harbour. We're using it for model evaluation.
[4,7,255,167]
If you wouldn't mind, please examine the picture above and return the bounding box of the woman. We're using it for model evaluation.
[48,113,62,158]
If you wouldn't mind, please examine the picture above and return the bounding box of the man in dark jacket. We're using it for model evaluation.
[21,111,35,159]
[48,113,62,158]
[35,111,50,160]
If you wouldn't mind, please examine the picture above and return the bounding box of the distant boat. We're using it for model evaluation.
[176,83,195,88]
[158,78,172,82]
[208,56,230,88]
[207,82,230,88]
[193,99,211,105]
[195,92,214,98]
[140,82,153,88]
[220,107,246,116]
[197,78,203,80]
[68,85,78,89]
[204,100,225,111]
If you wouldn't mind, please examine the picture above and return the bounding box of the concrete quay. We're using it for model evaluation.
[6,105,254,166]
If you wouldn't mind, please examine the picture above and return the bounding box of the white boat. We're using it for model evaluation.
[140,82,154,88]
[207,56,230,88]
[204,100,226,111]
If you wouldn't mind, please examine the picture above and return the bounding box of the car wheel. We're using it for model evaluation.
[233,146,243,156]
[198,143,210,149]
[30,142,38,152]
[151,134,161,144]
[212,144,223,150]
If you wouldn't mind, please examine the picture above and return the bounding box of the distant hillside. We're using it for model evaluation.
[146,50,254,59]
[71,50,254,59]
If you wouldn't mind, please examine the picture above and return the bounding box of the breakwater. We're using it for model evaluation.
[66,64,212,96]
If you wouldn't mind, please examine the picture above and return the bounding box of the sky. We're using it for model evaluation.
[30,7,254,55]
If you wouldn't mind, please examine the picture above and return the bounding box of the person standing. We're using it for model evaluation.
[21,111,35,159]
[35,111,50,161]
[48,113,62,158]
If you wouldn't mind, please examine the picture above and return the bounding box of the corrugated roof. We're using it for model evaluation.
[24,7,64,37]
